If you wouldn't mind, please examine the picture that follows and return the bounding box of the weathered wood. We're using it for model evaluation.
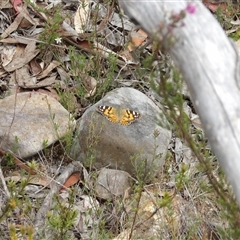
[120,1,240,205]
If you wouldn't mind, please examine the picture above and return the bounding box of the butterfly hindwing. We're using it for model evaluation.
[120,109,140,125]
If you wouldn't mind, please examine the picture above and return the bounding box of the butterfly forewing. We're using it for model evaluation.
[97,106,118,123]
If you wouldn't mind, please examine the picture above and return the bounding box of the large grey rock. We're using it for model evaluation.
[71,87,171,178]
[0,92,75,158]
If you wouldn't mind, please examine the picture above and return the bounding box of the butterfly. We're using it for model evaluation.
[97,105,140,126]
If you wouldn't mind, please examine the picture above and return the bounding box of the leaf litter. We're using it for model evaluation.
[0,0,238,239]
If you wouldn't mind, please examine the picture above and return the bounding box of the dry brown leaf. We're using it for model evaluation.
[83,76,97,98]
[17,4,37,26]
[0,12,24,39]
[3,41,39,72]
[0,1,12,9]
[0,37,33,45]
[191,115,203,131]
[5,174,52,187]
[93,41,137,65]
[76,39,92,50]
[0,70,8,79]
[74,0,91,34]
[118,49,135,63]
[128,29,148,52]
[1,45,17,67]
[12,44,25,58]
[36,75,57,87]
[29,58,42,75]
[60,172,81,192]
[18,18,33,29]
[37,60,61,80]
[19,75,57,89]
[16,66,37,87]
[36,87,60,101]
[57,67,71,82]
[0,149,36,174]
[203,1,228,13]
[62,21,79,42]
[11,0,23,13]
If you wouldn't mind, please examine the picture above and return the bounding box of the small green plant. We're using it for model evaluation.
[1,170,35,229]
[2,151,15,167]
[42,139,49,149]
[47,190,78,239]
[3,1,240,239]
[38,7,64,50]
[131,129,163,184]
[42,139,49,155]
[45,99,76,155]
[84,115,103,169]
[157,191,172,208]
[57,89,76,114]
[67,46,90,98]
[131,154,150,184]
[94,53,118,101]
[174,163,190,191]
[11,136,20,154]
[128,182,145,240]
[152,48,240,238]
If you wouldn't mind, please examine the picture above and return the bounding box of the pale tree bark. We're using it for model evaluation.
[119,0,240,205]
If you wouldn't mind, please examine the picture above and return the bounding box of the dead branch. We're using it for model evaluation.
[119,1,240,206]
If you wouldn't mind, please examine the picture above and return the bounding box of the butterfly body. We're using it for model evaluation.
[97,105,140,126]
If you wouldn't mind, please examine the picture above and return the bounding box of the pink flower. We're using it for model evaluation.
[172,13,181,21]
[186,3,196,14]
